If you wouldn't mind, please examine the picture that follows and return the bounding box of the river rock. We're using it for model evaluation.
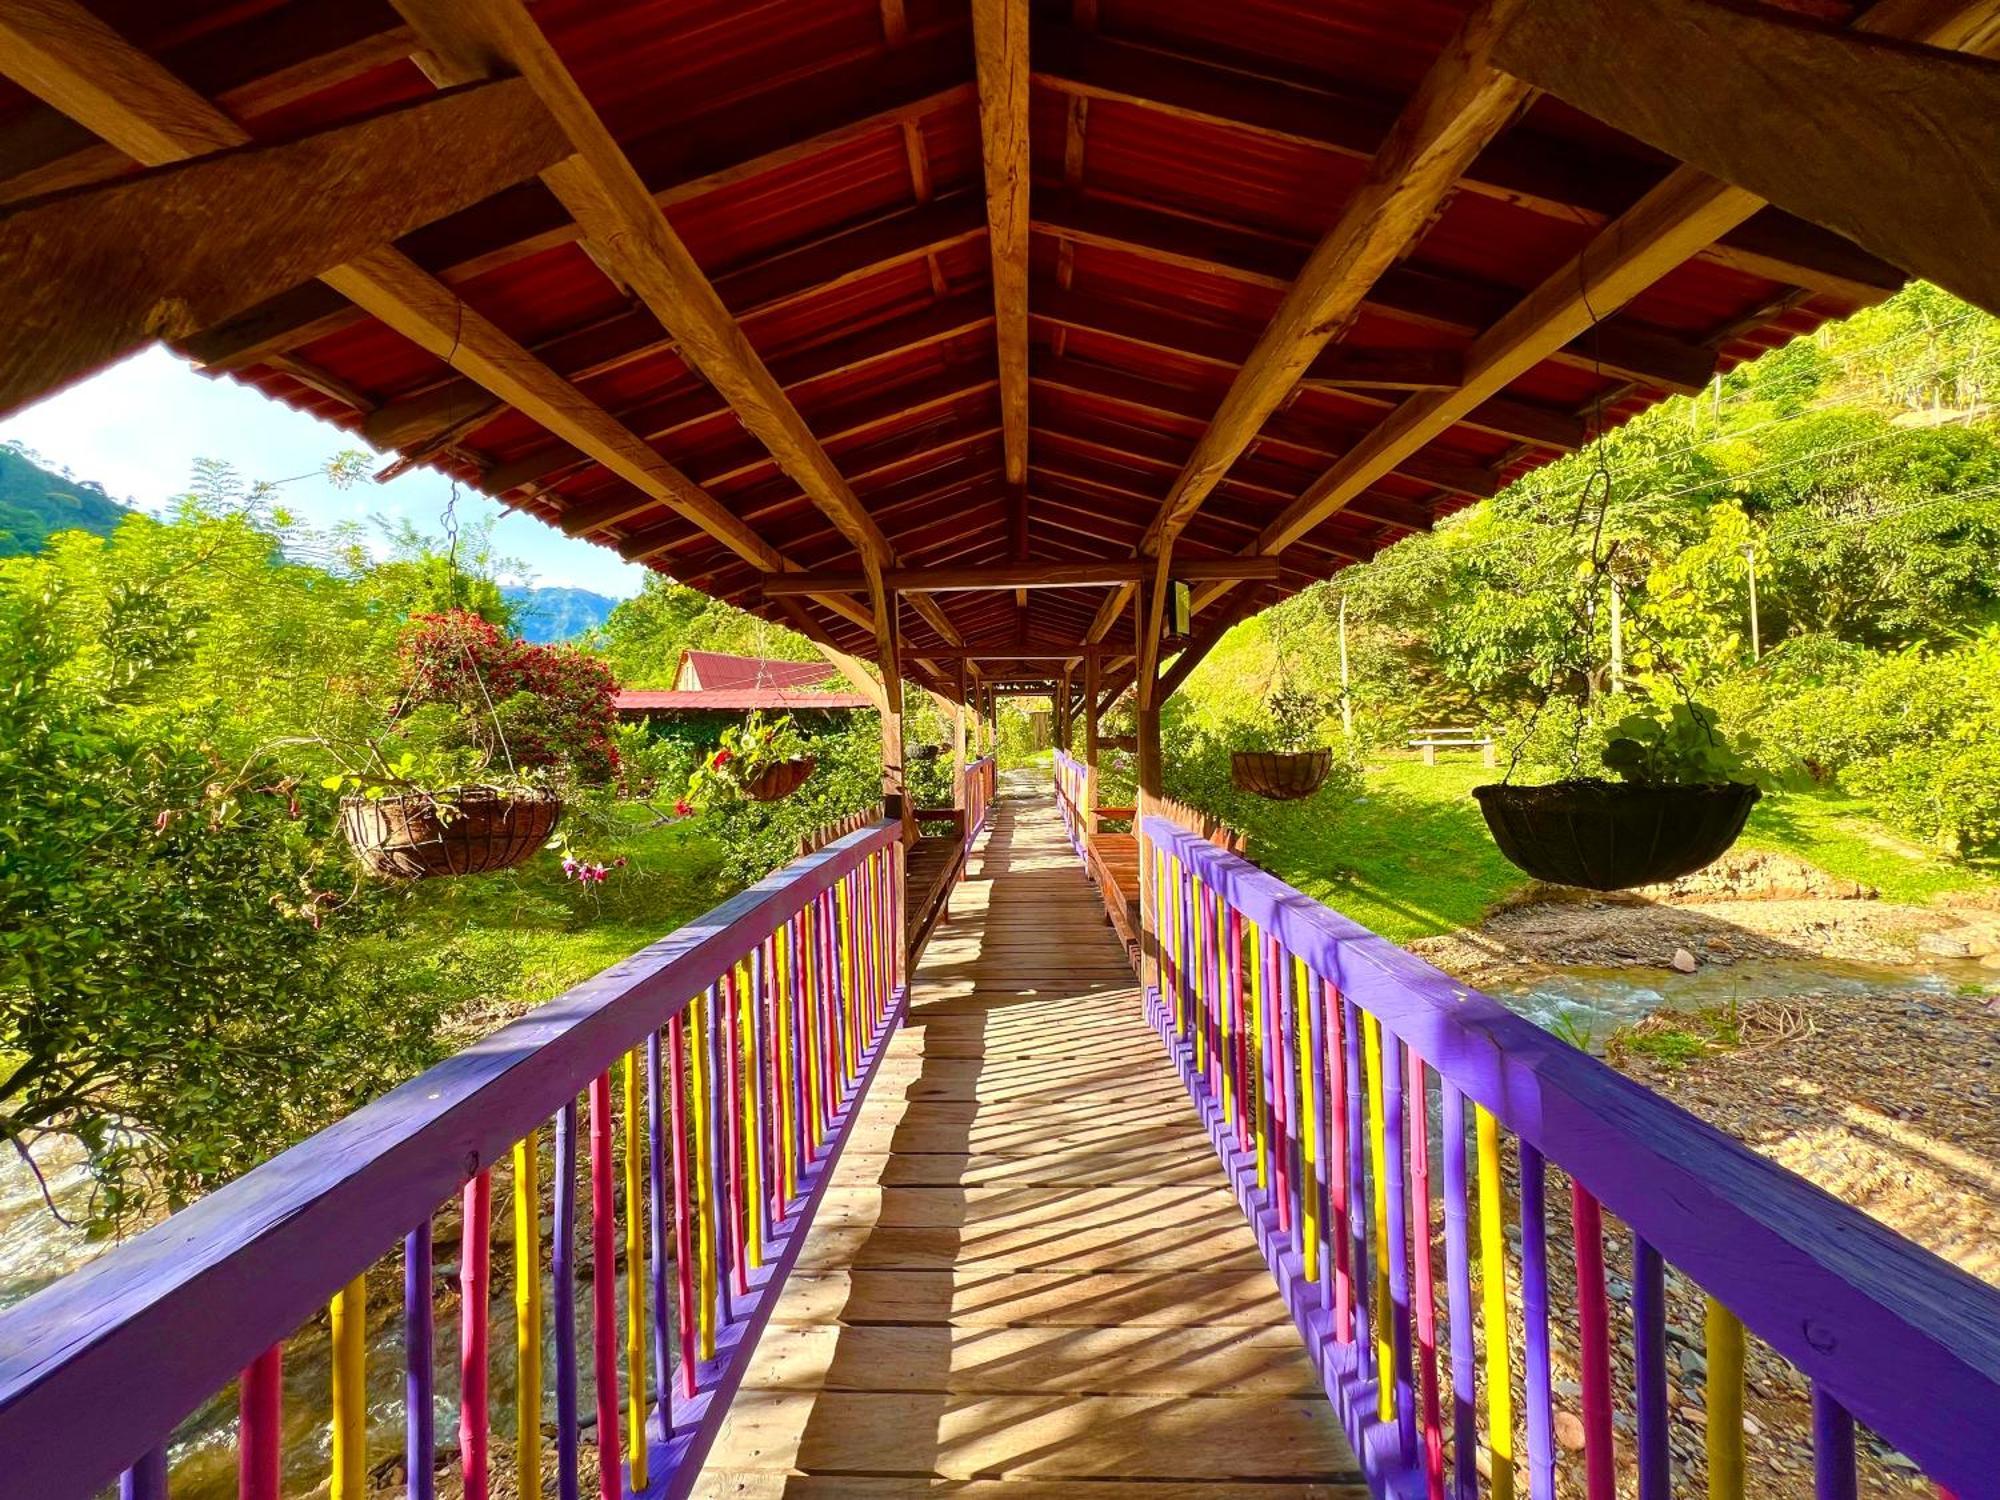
[1670,947,1699,973]
[1639,849,1876,903]
[1554,1411,1586,1451]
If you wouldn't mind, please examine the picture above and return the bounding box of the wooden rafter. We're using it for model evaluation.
[388,2,895,572]
[1490,0,2000,317]
[0,0,898,654]
[1185,0,2000,606]
[971,0,1031,487]
[1028,19,1909,305]
[172,37,979,370]
[762,557,1282,595]
[1092,0,1535,671]
[0,77,568,416]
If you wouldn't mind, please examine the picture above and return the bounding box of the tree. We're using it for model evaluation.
[593,573,813,685]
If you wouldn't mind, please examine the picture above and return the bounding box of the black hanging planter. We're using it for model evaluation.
[1232,749,1333,801]
[342,786,563,881]
[1471,780,1760,892]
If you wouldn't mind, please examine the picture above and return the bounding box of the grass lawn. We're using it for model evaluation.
[1245,756,1995,945]
[396,805,735,1041]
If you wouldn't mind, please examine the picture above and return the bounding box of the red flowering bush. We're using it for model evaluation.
[395,609,621,785]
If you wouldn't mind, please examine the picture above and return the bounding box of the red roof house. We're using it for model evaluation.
[614,651,876,717]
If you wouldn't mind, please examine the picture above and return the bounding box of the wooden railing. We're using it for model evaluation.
[0,822,907,1500]
[959,752,996,854]
[1138,817,2000,1499]
[798,802,883,856]
[1052,749,1087,855]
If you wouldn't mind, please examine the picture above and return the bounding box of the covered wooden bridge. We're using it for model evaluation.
[2,1,2000,1497]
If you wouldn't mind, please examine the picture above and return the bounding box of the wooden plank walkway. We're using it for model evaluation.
[696,775,1365,1499]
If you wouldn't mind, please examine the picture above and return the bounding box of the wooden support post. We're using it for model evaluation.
[1055,665,1074,754]
[1133,574,1165,995]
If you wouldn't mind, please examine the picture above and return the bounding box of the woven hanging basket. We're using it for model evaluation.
[744,754,817,802]
[1231,749,1333,801]
[341,786,563,881]
[1472,780,1760,892]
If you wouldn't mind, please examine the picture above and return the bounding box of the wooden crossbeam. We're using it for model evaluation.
[1029,18,1909,305]
[1102,0,1534,676]
[1490,0,2000,317]
[0,3,416,206]
[0,0,892,652]
[1031,192,1717,396]
[389,1,897,579]
[171,34,977,371]
[762,557,1283,596]
[971,0,1030,486]
[0,76,568,416]
[1182,0,2000,623]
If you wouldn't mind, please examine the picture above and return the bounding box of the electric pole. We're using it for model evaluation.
[1337,594,1353,737]
[1609,578,1624,694]
[1745,543,1762,661]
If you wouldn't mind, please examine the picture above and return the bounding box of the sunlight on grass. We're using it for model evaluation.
[1243,757,1995,945]
[1739,791,1998,904]
[1252,758,1528,944]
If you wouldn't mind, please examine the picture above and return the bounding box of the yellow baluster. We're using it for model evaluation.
[1297,955,1317,1283]
[1365,1013,1392,1419]
[513,1133,542,1500]
[1706,1297,1746,1499]
[623,1049,649,1489]
[1477,1105,1515,1500]
[329,1274,367,1500]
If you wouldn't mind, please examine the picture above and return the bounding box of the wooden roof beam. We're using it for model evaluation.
[1192,0,2000,597]
[763,557,1283,595]
[1490,0,2000,317]
[0,75,570,416]
[0,0,885,643]
[174,31,978,370]
[1029,19,1908,306]
[972,0,1030,486]
[0,2,416,206]
[1032,194,1719,395]
[370,212,991,453]
[389,0,896,581]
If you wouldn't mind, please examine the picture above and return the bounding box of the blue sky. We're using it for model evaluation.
[0,345,648,598]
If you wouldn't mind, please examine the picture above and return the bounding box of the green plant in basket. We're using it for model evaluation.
[681,712,811,812]
[1599,699,1777,791]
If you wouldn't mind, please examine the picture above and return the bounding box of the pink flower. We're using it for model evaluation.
[674,799,692,818]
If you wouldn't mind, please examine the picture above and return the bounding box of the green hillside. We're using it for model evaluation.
[0,443,132,556]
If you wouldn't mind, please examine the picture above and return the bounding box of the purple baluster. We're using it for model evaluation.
[554,1100,581,1500]
[645,1030,672,1435]
[1307,963,1332,1313]
[1519,1142,1554,1500]
[1812,1385,1858,1500]
[405,1219,436,1500]
[749,942,770,1247]
[1343,994,1372,1380]
[1442,1083,1477,1500]
[1385,1028,1416,1463]
[120,1447,167,1500]
[1634,1236,1670,1500]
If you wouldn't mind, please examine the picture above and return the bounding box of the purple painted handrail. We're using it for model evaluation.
[1141,816,2000,1499]
[0,820,905,1500]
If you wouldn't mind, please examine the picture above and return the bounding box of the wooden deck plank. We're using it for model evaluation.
[699,778,1358,1493]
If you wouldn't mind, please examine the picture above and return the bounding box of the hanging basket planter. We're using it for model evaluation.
[744,754,817,802]
[1231,749,1333,801]
[1471,780,1760,892]
[341,786,563,881]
